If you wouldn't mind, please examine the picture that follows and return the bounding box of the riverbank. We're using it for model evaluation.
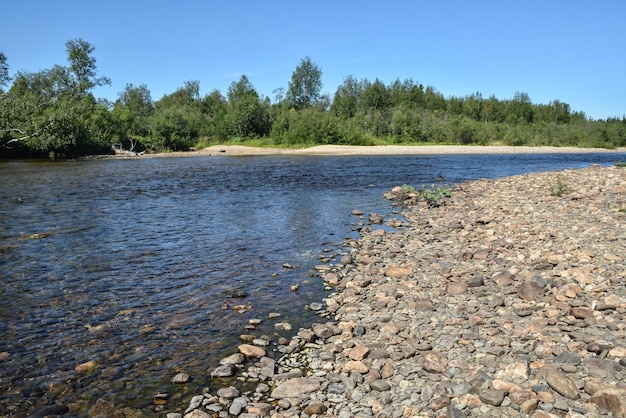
[179,164,625,417]
[124,144,626,159]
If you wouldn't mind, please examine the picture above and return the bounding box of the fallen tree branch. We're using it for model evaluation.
[3,121,54,145]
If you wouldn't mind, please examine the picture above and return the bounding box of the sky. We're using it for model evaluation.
[1,0,625,120]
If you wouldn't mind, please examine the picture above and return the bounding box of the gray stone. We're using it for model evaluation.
[370,379,391,392]
[270,377,323,399]
[479,389,508,406]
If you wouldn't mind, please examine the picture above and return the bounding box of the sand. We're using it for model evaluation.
[164,144,626,157]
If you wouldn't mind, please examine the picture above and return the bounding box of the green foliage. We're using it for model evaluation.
[0,52,9,89]
[286,57,323,110]
[420,187,452,207]
[550,175,571,197]
[2,40,625,158]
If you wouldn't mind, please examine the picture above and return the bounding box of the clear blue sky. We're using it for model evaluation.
[2,0,624,120]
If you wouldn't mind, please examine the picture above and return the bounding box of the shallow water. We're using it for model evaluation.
[0,152,623,415]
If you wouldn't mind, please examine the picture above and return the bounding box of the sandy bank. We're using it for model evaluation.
[141,144,626,158]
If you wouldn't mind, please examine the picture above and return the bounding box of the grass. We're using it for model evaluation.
[550,174,571,197]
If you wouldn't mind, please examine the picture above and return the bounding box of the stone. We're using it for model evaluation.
[446,282,467,295]
[184,409,211,418]
[303,402,328,415]
[220,353,245,365]
[517,281,544,301]
[270,377,323,399]
[420,351,448,373]
[479,389,507,406]
[590,388,626,417]
[571,306,594,319]
[343,360,369,374]
[519,398,539,414]
[348,345,370,361]
[185,395,205,414]
[544,369,579,399]
[238,344,266,358]
[370,379,391,392]
[312,323,335,339]
[210,363,236,377]
[385,266,412,278]
[217,386,240,399]
[171,372,190,384]
[247,402,273,416]
[75,360,97,373]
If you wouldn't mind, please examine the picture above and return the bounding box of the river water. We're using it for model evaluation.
[0,152,624,416]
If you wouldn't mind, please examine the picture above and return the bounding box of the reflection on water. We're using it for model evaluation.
[0,152,623,415]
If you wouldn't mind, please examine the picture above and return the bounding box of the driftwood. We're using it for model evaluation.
[111,140,146,156]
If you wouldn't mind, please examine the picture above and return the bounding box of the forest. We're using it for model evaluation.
[1,39,625,158]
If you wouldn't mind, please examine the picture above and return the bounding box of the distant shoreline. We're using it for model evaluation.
[136,144,626,158]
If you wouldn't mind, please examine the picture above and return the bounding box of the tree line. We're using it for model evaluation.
[1,39,625,158]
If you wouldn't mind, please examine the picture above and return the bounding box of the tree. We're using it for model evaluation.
[0,52,9,89]
[226,75,269,138]
[359,78,390,111]
[112,83,154,148]
[286,57,322,110]
[331,75,361,119]
[65,38,111,97]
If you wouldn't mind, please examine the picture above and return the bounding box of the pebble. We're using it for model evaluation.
[181,166,626,418]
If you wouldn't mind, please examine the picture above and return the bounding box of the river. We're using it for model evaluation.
[0,152,624,416]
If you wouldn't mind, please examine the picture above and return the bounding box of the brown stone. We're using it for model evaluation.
[590,388,626,417]
[544,369,579,399]
[384,266,413,278]
[303,402,328,415]
[517,280,544,301]
[571,306,594,319]
[238,344,266,358]
[348,345,370,361]
[343,360,369,374]
[420,351,448,374]
[430,396,450,411]
[247,402,273,416]
[446,282,467,295]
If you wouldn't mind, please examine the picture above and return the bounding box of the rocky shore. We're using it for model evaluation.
[175,164,625,418]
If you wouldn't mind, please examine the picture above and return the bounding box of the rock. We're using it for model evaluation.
[185,395,205,414]
[544,369,579,399]
[384,266,412,278]
[571,306,594,319]
[75,360,97,373]
[184,410,211,418]
[220,353,244,365]
[171,372,190,384]
[247,402,273,416]
[238,344,266,358]
[304,402,328,415]
[271,377,323,399]
[343,360,369,374]
[370,379,391,392]
[479,389,507,406]
[217,386,240,399]
[420,351,448,373]
[210,363,236,377]
[590,388,626,417]
[446,282,467,295]
[312,323,335,339]
[517,281,544,301]
[228,397,248,415]
[348,345,370,361]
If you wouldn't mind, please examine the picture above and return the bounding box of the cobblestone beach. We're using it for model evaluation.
[179,164,625,418]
